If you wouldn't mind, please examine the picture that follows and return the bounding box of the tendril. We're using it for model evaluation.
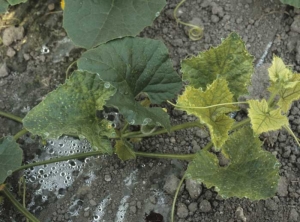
[173,0,203,41]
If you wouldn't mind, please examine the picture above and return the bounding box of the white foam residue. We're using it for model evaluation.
[123,169,138,187]
[92,195,111,221]
[115,195,130,222]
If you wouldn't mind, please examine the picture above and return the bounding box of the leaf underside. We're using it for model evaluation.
[23,71,116,154]
[186,127,280,200]
[177,79,237,149]
[0,137,23,184]
[78,37,181,130]
[107,92,171,131]
[63,0,166,49]
[181,32,254,99]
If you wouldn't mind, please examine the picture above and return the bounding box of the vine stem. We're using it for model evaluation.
[0,110,23,123]
[167,100,248,110]
[13,129,28,140]
[13,151,105,173]
[171,175,186,222]
[0,185,39,222]
[135,151,195,161]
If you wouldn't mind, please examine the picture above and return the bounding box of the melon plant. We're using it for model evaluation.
[1,0,300,221]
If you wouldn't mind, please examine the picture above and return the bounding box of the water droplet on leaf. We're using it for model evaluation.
[155,12,160,17]
[7,170,12,176]
[104,82,110,88]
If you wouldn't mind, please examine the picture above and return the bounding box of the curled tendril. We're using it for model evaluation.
[174,0,203,41]
[140,124,157,135]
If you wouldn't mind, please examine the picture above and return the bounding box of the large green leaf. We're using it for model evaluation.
[0,136,23,184]
[23,71,116,154]
[78,37,181,130]
[7,0,27,6]
[177,79,237,149]
[181,32,254,99]
[0,0,8,13]
[63,0,166,49]
[186,127,280,200]
[280,0,300,8]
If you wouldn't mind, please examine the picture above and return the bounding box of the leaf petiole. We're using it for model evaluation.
[0,110,23,123]
[167,100,248,110]
[1,185,39,222]
[171,175,186,222]
[121,121,203,138]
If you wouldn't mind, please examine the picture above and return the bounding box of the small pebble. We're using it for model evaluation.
[177,203,189,219]
[89,199,97,206]
[199,200,212,212]
[48,3,55,11]
[104,174,112,182]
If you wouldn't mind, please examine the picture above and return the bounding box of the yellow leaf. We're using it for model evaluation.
[248,99,288,134]
[269,81,300,113]
[268,56,292,83]
[177,79,237,149]
[268,56,300,113]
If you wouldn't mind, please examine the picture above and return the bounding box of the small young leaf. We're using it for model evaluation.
[186,127,280,200]
[0,0,9,13]
[181,32,253,99]
[268,56,300,113]
[0,136,23,184]
[270,81,300,113]
[248,99,288,135]
[23,71,116,154]
[268,56,293,83]
[78,37,181,130]
[115,140,136,161]
[63,0,166,49]
[177,79,237,149]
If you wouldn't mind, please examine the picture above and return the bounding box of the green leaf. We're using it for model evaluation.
[248,99,289,135]
[186,127,280,200]
[0,136,23,184]
[0,0,9,13]
[107,92,171,131]
[268,56,300,113]
[23,71,116,154]
[63,0,166,49]
[7,0,27,6]
[78,37,181,130]
[115,140,136,161]
[177,79,237,149]
[280,0,300,8]
[181,32,254,99]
